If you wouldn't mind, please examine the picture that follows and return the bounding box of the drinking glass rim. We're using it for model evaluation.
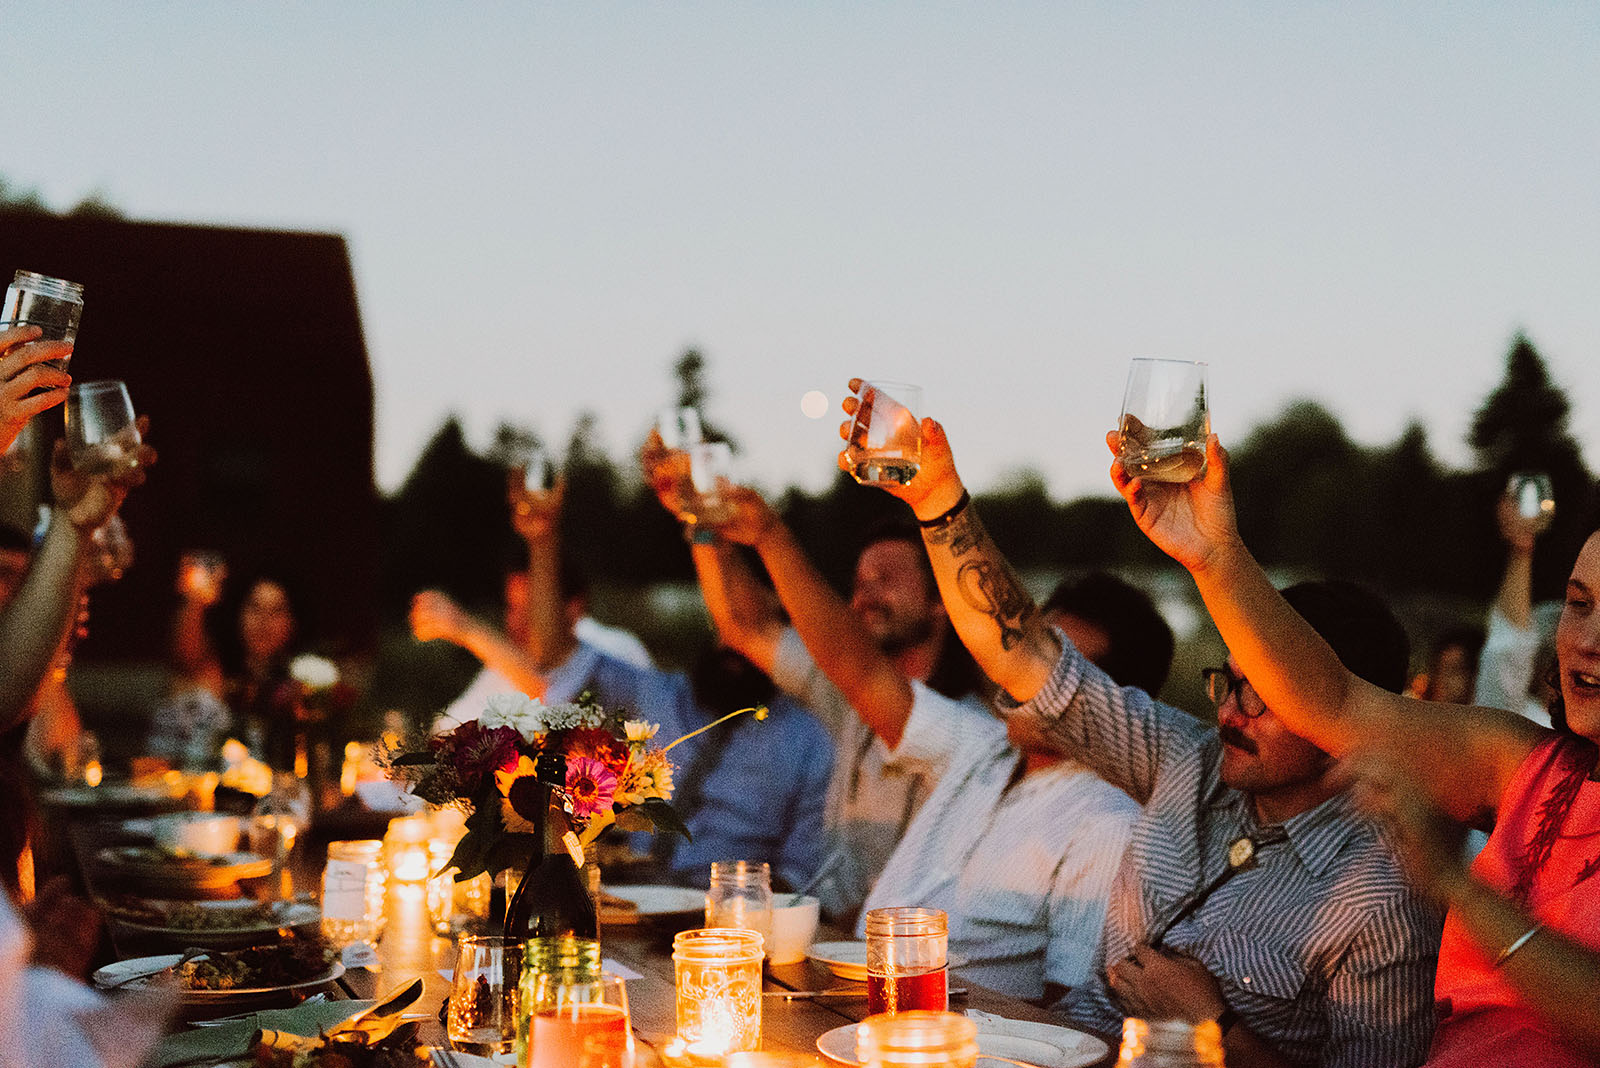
[68,379,131,397]
[11,270,85,301]
[1128,357,1208,369]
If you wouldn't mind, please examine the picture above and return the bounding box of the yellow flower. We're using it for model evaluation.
[624,720,659,743]
[495,755,542,834]
[615,751,675,806]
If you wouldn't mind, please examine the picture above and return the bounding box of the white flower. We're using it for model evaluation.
[624,720,659,743]
[289,654,340,691]
[479,692,544,741]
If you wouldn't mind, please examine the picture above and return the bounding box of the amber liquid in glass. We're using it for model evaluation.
[867,966,948,1015]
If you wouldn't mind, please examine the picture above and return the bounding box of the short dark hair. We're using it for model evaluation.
[1044,571,1175,694]
[1281,580,1410,694]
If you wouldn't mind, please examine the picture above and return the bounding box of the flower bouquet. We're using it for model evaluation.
[383,692,761,880]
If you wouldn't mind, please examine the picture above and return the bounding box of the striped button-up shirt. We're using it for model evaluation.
[1013,639,1442,1068]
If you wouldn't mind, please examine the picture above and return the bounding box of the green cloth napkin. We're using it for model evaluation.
[147,998,374,1068]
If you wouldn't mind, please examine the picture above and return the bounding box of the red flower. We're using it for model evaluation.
[561,727,630,774]
[449,722,523,792]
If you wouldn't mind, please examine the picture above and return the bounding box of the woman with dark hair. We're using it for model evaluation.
[157,560,311,771]
[1112,430,1600,1066]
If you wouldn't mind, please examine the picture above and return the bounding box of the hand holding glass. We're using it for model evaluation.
[1118,359,1209,483]
[845,381,922,486]
[685,442,736,525]
[65,381,141,475]
[4,270,83,371]
[1507,471,1556,534]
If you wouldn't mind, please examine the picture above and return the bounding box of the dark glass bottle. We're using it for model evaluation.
[503,757,598,942]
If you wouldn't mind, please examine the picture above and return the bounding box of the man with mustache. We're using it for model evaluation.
[850,405,1443,1068]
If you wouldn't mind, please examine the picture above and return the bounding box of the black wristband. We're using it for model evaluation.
[918,490,970,530]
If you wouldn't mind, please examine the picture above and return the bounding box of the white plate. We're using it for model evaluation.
[600,884,705,924]
[93,953,345,1002]
[806,942,967,983]
[111,899,321,948]
[94,846,274,888]
[817,1018,1107,1068]
[807,940,870,981]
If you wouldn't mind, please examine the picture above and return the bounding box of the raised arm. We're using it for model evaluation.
[409,589,551,700]
[835,387,1059,701]
[509,472,578,671]
[689,540,784,673]
[640,430,784,670]
[0,425,155,732]
[712,486,915,749]
[1110,430,1544,824]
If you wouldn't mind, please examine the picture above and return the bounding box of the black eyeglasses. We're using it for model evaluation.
[1201,666,1265,717]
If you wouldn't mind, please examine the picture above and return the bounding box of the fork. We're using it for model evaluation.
[107,946,209,990]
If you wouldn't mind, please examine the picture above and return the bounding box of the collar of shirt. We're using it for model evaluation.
[1201,774,1367,879]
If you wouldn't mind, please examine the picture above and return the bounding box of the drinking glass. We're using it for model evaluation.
[449,935,523,1064]
[526,971,631,1068]
[1117,359,1210,483]
[857,1011,977,1068]
[1507,471,1556,533]
[685,442,736,524]
[705,860,773,946]
[4,270,83,366]
[179,551,228,604]
[523,444,558,493]
[65,380,141,475]
[864,907,947,1015]
[657,407,704,451]
[250,773,312,899]
[844,381,922,486]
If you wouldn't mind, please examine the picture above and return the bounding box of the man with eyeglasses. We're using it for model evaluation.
[848,407,1444,1068]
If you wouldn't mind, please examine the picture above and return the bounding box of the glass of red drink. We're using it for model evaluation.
[864,907,948,1015]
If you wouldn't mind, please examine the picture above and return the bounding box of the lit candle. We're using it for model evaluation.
[673,928,764,1064]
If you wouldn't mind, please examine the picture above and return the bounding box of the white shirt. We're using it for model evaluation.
[0,893,170,1068]
[770,628,996,923]
[854,683,1138,999]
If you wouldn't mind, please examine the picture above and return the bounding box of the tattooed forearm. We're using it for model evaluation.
[925,503,1038,650]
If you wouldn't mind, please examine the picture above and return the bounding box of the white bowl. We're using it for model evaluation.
[768,895,821,965]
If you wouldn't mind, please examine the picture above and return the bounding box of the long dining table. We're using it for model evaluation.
[63,807,1115,1067]
[336,880,1117,1067]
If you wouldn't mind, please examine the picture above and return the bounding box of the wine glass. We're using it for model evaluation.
[1506,471,1556,534]
[528,972,631,1068]
[65,380,141,475]
[1117,359,1209,483]
[685,442,736,524]
[449,935,523,1064]
[844,381,922,486]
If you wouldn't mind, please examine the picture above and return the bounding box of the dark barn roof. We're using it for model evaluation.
[0,212,379,662]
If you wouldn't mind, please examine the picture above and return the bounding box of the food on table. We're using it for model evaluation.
[175,937,332,991]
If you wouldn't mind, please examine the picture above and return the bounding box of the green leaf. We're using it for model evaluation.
[633,798,691,842]
[614,808,653,833]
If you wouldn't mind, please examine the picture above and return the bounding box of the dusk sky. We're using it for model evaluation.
[9,3,1598,502]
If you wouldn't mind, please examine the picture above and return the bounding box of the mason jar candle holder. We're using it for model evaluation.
[672,928,764,1064]
[857,1011,978,1068]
